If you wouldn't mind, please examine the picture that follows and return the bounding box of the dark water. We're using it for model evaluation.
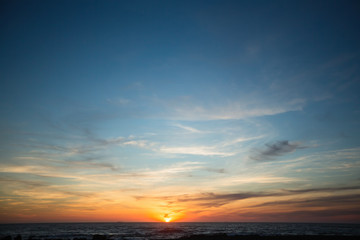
[0,222,360,239]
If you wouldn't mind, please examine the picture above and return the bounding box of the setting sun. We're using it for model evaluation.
[164,217,172,223]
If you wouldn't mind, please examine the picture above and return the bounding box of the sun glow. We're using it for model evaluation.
[164,217,172,222]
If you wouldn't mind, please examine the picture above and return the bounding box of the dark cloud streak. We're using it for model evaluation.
[253,193,360,208]
[285,185,360,194]
[135,185,360,209]
[251,140,306,161]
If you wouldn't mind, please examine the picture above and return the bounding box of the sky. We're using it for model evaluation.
[0,0,360,223]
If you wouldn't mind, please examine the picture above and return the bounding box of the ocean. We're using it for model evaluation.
[1,222,360,239]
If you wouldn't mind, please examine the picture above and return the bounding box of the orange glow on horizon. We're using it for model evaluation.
[164,217,172,222]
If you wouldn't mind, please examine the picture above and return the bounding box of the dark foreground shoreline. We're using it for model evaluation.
[2,234,360,240]
[178,234,360,240]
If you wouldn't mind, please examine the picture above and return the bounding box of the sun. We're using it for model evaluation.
[164,217,172,222]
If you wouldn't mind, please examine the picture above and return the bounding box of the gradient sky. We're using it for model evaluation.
[1,0,360,223]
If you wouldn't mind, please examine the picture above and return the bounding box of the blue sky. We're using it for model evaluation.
[1,0,360,223]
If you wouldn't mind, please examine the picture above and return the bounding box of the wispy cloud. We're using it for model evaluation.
[135,185,360,209]
[142,161,204,178]
[177,191,282,208]
[156,133,263,157]
[162,98,305,121]
[284,185,360,194]
[253,193,360,208]
[220,135,265,147]
[107,98,131,106]
[173,123,204,134]
[217,176,299,186]
[159,146,234,157]
[0,159,215,192]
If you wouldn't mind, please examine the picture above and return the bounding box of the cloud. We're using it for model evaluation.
[156,134,262,157]
[146,94,307,121]
[0,158,219,192]
[13,129,156,162]
[84,130,157,150]
[144,161,204,176]
[135,190,283,208]
[135,185,360,209]
[253,193,360,208]
[122,139,154,148]
[205,168,226,173]
[159,146,234,157]
[14,156,119,171]
[107,98,131,106]
[177,191,282,207]
[251,140,306,161]
[0,164,116,182]
[173,123,204,134]
[0,175,96,205]
[164,99,305,121]
[220,135,265,147]
[0,176,49,189]
[284,185,360,194]
[219,176,299,185]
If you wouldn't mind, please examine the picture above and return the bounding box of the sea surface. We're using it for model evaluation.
[1,222,360,239]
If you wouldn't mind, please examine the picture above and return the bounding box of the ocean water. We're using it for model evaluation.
[0,222,360,239]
